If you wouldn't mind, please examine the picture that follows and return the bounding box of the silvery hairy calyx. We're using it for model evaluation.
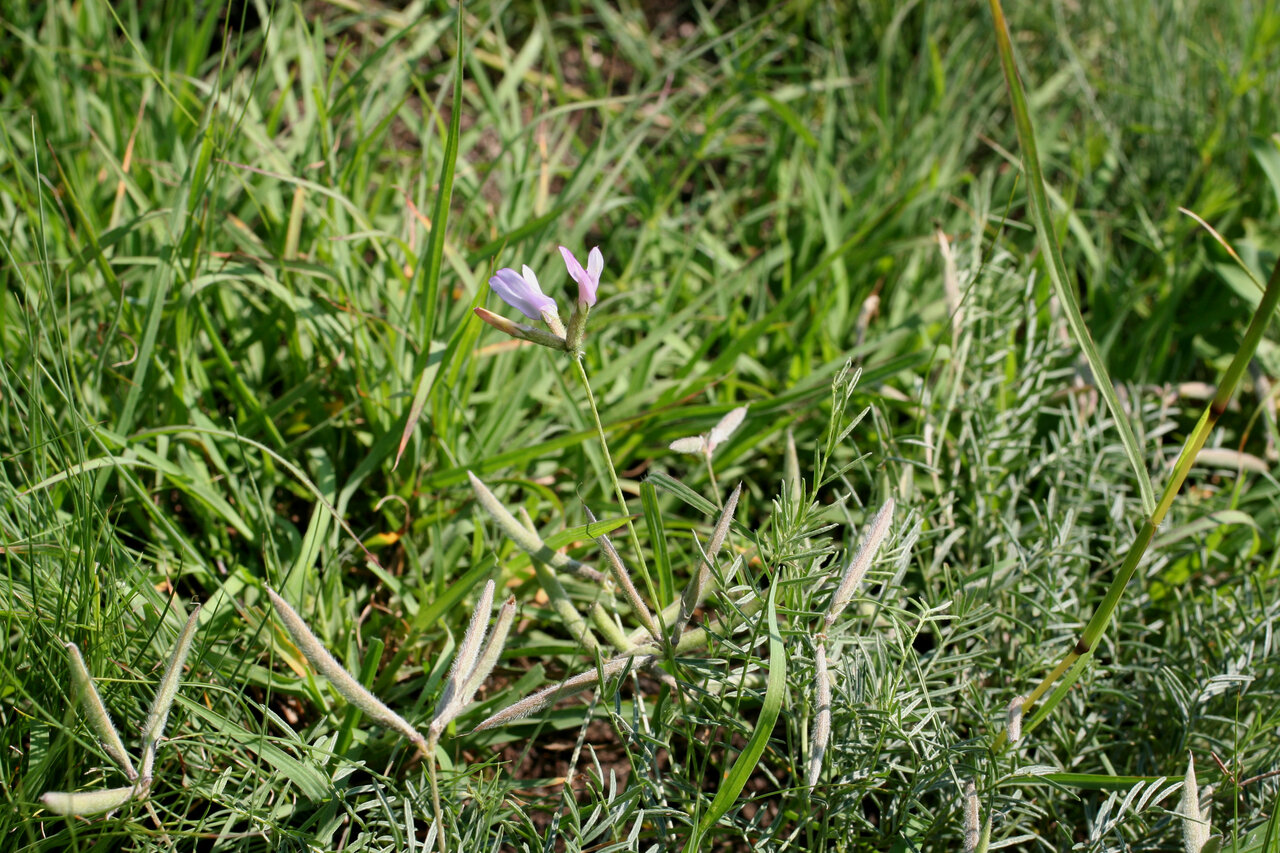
[476,245,602,353]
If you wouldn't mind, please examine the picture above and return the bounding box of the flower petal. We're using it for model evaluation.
[490,267,556,320]
[559,246,599,307]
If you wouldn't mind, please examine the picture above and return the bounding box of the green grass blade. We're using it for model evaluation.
[987,0,1156,516]
[395,7,465,469]
[688,582,785,847]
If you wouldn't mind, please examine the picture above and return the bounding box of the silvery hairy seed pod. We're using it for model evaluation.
[823,498,895,632]
[266,587,427,753]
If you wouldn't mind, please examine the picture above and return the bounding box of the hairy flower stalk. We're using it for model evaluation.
[822,497,895,634]
[265,587,427,755]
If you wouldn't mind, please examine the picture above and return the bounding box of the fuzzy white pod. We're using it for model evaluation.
[468,472,604,582]
[669,483,742,642]
[66,642,136,780]
[1007,695,1025,745]
[807,642,832,789]
[40,785,138,816]
[824,498,895,631]
[586,506,660,642]
[266,587,426,752]
[139,603,202,782]
[474,655,656,732]
[962,780,980,853]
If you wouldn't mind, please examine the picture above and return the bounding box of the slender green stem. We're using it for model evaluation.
[703,452,722,507]
[988,0,1156,517]
[571,357,659,617]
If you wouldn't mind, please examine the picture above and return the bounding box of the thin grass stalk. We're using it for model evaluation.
[66,643,136,780]
[987,0,1156,516]
[265,587,427,754]
[1008,255,1280,743]
[139,603,202,783]
[571,356,652,586]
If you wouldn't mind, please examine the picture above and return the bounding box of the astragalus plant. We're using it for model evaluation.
[41,601,202,834]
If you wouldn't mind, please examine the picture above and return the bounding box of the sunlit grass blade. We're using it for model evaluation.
[395,5,465,471]
[987,0,1156,517]
[1009,254,1280,742]
[686,582,785,849]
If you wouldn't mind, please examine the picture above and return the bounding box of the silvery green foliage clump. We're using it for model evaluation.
[41,602,201,823]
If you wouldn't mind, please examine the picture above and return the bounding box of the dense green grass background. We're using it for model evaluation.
[2,0,1279,850]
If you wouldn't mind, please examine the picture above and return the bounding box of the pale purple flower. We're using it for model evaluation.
[559,246,603,307]
[489,265,558,321]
